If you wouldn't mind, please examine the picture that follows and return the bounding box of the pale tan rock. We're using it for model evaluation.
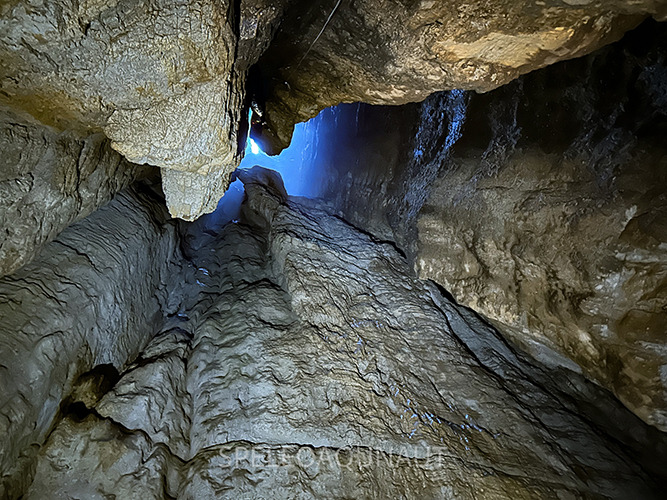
[257,0,667,153]
[0,0,242,219]
[2,0,665,218]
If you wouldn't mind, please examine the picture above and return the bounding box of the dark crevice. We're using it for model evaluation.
[58,364,121,422]
[331,214,407,260]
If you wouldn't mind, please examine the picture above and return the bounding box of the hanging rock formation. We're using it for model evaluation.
[256,0,667,153]
[2,0,666,218]
[0,0,290,220]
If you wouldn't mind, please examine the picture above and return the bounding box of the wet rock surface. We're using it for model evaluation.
[416,22,667,430]
[300,21,667,433]
[309,91,467,262]
[0,108,149,278]
[0,181,187,496]
[10,173,666,498]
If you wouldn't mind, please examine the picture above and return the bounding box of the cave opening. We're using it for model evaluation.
[239,104,348,199]
[198,102,371,233]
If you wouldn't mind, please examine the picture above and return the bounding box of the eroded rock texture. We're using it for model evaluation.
[7,172,663,499]
[0,0,289,219]
[296,21,667,434]
[1,4,666,498]
[416,22,667,430]
[2,0,666,219]
[0,182,187,496]
[309,91,466,260]
[0,108,148,278]
[257,0,667,153]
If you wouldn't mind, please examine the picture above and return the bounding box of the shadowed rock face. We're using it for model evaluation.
[416,21,667,431]
[0,3,666,498]
[0,181,188,496]
[0,108,149,278]
[7,176,665,499]
[293,21,667,433]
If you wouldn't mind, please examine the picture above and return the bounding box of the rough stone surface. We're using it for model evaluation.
[257,0,667,153]
[3,0,665,219]
[0,0,235,168]
[0,182,187,496]
[416,22,667,430]
[0,0,289,219]
[0,107,148,277]
[310,92,467,261]
[15,174,667,498]
[1,7,666,498]
[298,21,667,433]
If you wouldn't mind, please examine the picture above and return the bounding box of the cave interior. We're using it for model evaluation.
[1,1,667,499]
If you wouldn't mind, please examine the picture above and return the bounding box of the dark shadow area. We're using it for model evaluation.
[59,364,121,422]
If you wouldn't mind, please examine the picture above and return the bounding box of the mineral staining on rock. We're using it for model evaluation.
[257,0,667,153]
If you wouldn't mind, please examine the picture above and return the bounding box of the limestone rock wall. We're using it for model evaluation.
[2,0,665,219]
[0,0,289,220]
[0,182,188,496]
[0,108,148,278]
[257,0,667,153]
[292,20,667,434]
[0,4,666,497]
[16,174,667,499]
[416,21,667,430]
